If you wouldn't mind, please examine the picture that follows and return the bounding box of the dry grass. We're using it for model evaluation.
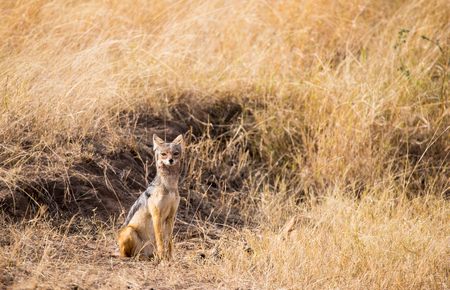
[0,0,449,289]
[215,193,449,289]
[1,192,448,289]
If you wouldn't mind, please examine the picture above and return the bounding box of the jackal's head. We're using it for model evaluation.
[153,134,184,169]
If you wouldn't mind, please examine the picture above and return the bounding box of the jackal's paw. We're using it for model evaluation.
[152,251,164,263]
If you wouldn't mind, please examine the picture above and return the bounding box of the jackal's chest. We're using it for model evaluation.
[150,192,179,207]
[148,188,180,218]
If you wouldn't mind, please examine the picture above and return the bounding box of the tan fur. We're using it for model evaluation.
[118,134,184,261]
[118,225,142,257]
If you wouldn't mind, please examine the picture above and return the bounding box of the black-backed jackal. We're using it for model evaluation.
[118,134,184,260]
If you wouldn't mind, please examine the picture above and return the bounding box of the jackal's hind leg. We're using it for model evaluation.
[118,226,140,257]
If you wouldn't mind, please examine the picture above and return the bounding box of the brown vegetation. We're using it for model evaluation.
[0,0,448,289]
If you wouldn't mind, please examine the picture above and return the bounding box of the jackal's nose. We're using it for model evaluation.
[169,159,174,164]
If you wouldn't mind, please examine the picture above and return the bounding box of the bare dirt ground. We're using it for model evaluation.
[1,99,245,221]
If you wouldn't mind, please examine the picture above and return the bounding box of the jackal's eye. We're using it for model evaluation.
[173,151,179,156]
[161,152,167,157]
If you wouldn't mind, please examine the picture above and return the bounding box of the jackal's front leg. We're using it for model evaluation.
[150,205,164,260]
[165,212,176,260]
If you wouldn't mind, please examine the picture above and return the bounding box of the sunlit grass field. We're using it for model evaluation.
[0,0,448,289]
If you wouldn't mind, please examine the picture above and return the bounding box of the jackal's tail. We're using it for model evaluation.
[118,225,139,257]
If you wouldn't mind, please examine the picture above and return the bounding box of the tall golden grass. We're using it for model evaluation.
[0,0,448,288]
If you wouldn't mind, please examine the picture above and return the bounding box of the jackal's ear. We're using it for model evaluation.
[153,134,165,151]
[172,134,184,148]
